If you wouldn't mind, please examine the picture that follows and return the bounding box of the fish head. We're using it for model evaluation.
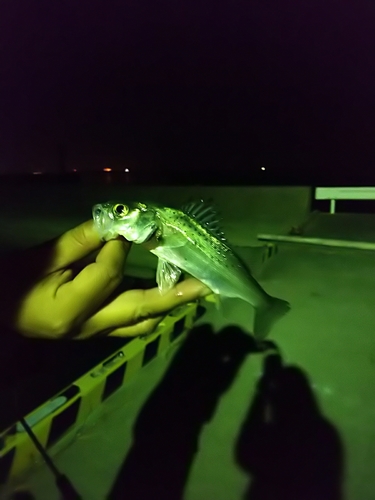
[92,201,158,244]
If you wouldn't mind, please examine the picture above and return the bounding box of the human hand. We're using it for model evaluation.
[0,220,210,340]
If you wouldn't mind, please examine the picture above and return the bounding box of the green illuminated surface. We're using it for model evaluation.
[1,184,374,500]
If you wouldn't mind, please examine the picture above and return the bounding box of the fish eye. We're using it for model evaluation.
[113,204,129,217]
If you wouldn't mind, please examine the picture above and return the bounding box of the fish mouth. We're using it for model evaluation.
[93,204,104,225]
[92,204,117,240]
[93,204,106,231]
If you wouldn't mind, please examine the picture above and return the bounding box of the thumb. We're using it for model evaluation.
[47,220,105,272]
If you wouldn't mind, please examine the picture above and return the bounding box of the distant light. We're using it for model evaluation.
[124,168,130,173]
[73,169,77,172]
[103,168,112,172]
[261,166,266,171]
[32,171,42,175]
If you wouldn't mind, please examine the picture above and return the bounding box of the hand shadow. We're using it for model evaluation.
[108,323,261,500]
[235,353,344,500]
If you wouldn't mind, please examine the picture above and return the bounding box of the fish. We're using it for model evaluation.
[92,199,290,339]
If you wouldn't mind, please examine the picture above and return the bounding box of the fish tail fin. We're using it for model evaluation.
[253,296,290,340]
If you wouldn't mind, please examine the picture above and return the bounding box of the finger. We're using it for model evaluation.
[134,277,211,320]
[54,239,130,320]
[80,277,211,334]
[47,220,106,272]
[75,314,163,339]
[107,317,163,337]
[71,277,210,338]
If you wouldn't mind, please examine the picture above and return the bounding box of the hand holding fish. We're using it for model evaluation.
[0,220,210,339]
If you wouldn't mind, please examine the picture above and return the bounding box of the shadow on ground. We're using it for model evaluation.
[8,492,36,500]
[3,325,345,500]
[109,324,344,500]
[108,323,257,500]
[235,353,344,500]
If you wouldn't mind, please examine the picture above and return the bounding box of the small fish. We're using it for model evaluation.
[92,200,290,339]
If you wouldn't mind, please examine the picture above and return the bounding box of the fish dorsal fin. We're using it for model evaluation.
[181,199,226,242]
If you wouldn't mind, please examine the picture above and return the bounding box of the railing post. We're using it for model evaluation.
[330,199,336,214]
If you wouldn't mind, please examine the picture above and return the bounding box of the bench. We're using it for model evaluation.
[315,187,375,214]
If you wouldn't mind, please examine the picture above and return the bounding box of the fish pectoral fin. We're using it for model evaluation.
[156,259,182,294]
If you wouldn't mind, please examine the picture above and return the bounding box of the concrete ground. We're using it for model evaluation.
[1,184,374,500]
[300,212,375,243]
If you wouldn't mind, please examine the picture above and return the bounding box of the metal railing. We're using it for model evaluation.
[315,187,375,214]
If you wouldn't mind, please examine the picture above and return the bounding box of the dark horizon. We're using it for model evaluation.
[1,1,375,184]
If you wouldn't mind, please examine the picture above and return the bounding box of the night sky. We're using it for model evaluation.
[1,1,375,183]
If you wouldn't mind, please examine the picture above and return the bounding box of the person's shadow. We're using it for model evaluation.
[108,323,259,500]
[235,353,344,500]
